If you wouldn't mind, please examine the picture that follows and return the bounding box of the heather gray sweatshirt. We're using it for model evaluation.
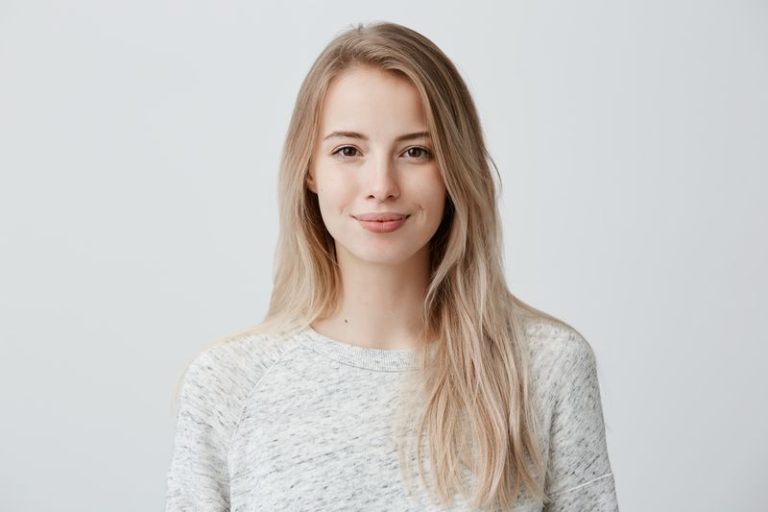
[163,317,618,511]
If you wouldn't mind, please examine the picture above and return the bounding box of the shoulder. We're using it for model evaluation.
[188,328,297,379]
[520,313,596,367]
[174,328,301,424]
[165,328,303,507]
[517,313,602,405]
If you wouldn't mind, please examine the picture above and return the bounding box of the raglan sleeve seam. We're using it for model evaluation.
[226,340,298,467]
[543,326,618,509]
[546,326,587,417]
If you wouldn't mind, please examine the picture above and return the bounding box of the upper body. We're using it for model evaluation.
[163,315,618,511]
[166,22,619,511]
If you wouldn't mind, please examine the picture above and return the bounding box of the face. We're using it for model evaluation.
[306,65,446,267]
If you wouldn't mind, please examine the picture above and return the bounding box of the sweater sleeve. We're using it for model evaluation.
[164,347,242,512]
[543,331,619,512]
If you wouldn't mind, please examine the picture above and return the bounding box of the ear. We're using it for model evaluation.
[305,167,317,193]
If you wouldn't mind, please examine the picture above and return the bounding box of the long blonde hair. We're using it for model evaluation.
[180,21,571,510]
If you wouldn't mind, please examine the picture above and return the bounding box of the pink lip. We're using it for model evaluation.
[356,215,409,233]
[354,212,408,221]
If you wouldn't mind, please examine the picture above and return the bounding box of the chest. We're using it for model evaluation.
[227,358,546,512]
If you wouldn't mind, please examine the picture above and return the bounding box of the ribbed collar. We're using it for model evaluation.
[298,326,419,372]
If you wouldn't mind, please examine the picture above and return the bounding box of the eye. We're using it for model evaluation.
[404,146,433,160]
[332,146,360,158]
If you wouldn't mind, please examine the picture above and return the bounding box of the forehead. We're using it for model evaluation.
[318,65,428,137]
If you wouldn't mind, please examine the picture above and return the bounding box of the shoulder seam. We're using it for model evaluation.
[550,328,586,411]
[225,338,301,468]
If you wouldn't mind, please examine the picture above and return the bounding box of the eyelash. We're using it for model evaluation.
[332,146,433,160]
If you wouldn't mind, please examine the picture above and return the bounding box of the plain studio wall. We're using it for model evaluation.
[0,1,765,510]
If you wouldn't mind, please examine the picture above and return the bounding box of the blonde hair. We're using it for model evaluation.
[178,21,573,510]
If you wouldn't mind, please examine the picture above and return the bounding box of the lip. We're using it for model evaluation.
[353,212,409,221]
[354,214,410,233]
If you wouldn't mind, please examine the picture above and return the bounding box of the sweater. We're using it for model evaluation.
[163,316,619,511]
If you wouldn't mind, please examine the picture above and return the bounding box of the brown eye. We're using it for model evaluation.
[405,147,432,159]
[333,146,360,158]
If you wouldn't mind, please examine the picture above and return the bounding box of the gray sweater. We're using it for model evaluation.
[164,317,618,511]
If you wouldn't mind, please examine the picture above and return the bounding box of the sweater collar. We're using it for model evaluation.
[298,325,419,372]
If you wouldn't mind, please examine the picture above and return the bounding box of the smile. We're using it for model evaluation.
[355,215,410,233]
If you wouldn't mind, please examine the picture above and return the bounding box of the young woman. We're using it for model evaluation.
[164,21,618,512]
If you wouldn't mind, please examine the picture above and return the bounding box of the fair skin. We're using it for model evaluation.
[305,64,446,350]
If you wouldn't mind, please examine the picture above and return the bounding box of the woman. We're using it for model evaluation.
[164,21,618,512]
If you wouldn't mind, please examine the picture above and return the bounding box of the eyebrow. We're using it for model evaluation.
[323,130,431,143]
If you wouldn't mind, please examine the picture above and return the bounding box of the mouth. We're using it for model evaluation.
[354,214,410,233]
[353,214,411,222]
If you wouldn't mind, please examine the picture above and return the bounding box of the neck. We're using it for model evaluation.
[312,244,431,350]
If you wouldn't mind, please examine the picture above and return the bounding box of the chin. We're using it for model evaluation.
[351,245,422,266]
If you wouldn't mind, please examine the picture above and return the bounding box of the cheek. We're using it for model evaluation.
[315,172,357,215]
[422,170,447,214]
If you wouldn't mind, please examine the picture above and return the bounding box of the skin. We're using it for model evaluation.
[305,64,446,350]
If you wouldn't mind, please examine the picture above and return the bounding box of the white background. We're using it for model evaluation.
[1,1,766,510]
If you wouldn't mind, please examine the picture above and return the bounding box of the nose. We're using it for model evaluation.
[366,154,400,201]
